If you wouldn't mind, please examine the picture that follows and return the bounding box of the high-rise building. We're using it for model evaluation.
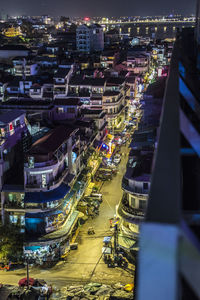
[76,24,104,53]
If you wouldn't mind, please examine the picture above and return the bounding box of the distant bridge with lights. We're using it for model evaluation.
[99,19,195,25]
[97,19,195,39]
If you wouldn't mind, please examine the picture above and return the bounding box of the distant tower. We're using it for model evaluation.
[0,9,7,21]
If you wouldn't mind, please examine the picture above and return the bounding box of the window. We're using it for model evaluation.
[143,182,148,190]
[16,119,20,127]
[0,128,5,137]
[58,107,64,114]
[8,193,14,202]
[9,215,18,224]
[130,196,135,208]
[21,216,25,226]
[28,157,34,168]
[139,200,147,210]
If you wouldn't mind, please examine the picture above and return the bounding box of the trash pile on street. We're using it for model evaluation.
[51,282,134,300]
[0,282,52,300]
[0,282,134,300]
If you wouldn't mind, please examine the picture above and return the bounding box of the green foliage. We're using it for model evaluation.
[0,223,24,262]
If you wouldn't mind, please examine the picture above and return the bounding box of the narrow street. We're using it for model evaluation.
[0,144,133,288]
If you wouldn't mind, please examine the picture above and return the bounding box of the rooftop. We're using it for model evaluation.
[0,110,25,125]
[125,153,153,182]
[103,90,120,96]
[54,98,82,106]
[54,68,71,78]
[28,126,77,157]
[0,45,29,51]
[106,77,125,86]
[1,98,53,107]
[69,76,106,86]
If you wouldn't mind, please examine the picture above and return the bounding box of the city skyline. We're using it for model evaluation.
[0,0,196,18]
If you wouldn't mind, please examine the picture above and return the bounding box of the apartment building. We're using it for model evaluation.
[76,24,104,53]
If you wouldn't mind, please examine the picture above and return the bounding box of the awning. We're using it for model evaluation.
[24,183,70,203]
[41,210,80,240]
[118,235,138,250]
[25,209,63,218]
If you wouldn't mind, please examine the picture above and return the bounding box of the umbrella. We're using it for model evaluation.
[18,277,35,287]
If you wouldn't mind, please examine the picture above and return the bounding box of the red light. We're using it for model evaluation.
[9,123,13,131]
[84,17,90,21]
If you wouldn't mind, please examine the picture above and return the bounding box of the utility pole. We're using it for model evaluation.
[26,259,29,289]
[114,223,118,257]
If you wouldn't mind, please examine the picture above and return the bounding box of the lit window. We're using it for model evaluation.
[8,193,14,202]
[130,196,135,207]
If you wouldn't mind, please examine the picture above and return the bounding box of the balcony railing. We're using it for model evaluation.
[25,168,68,191]
[122,178,149,195]
[103,95,123,106]
[122,196,145,217]
[136,28,200,300]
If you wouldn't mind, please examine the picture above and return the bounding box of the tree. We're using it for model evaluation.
[0,223,24,262]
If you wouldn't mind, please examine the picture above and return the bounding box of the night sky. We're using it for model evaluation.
[0,0,196,17]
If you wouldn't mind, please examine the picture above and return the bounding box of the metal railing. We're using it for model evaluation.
[136,22,200,300]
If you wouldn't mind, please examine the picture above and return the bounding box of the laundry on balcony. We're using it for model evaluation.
[24,183,70,203]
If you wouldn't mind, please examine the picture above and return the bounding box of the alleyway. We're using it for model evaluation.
[0,145,133,288]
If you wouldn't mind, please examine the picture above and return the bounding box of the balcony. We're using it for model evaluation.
[25,143,68,169]
[25,168,69,192]
[117,198,144,224]
[54,90,66,95]
[103,94,123,106]
[122,195,145,217]
[122,178,149,196]
[30,91,41,95]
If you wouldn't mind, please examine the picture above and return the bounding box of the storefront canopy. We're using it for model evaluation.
[26,209,63,218]
[118,235,138,250]
[24,183,70,203]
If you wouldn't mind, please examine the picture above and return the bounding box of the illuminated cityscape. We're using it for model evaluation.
[0,0,199,298]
